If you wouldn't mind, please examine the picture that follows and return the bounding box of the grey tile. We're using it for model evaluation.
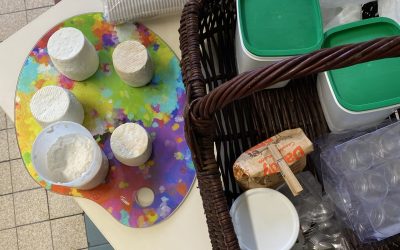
[14,189,49,226]
[6,115,14,128]
[25,0,54,9]
[0,130,9,162]
[48,191,83,219]
[85,214,108,247]
[51,215,88,250]
[7,129,21,160]
[27,7,50,22]
[11,159,39,192]
[0,161,12,195]
[0,228,18,250]
[89,244,114,250]
[0,194,15,230]
[0,11,27,41]
[17,221,52,250]
[0,0,25,15]
[0,108,6,130]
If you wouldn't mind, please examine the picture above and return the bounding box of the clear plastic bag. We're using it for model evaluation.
[103,0,187,24]
[321,121,400,242]
[324,4,363,30]
[320,0,373,8]
[319,0,374,30]
[379,0,400,23]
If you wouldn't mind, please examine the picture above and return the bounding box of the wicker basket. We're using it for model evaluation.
[179,0,400,249]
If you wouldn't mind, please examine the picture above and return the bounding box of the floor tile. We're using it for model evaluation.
[0,130,9,162]
[85,214,108,247]
[0,11,27,41]
[0,108,6,130]
[11,159,40,192]
[0,194,15,230]
[0,228,18,250]
[48,191,83,219]
[0,161,12,195]
[0,0,25,15]
[7,129,21,160]
[14,188,49,226]
[25,0,54,9]
[89,244,114,250]
[51,215,88,250]
[17,221,53,250]
[6,115,14,128]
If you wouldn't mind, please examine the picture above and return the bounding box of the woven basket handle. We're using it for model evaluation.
[190,36,400,119]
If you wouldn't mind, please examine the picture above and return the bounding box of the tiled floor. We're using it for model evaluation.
[0,1,113,249]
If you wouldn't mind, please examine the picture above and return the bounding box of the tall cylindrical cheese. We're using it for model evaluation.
[110,123,152,166]
[30,86,84,127]
[47,27,99,81]
[112,40,154,87]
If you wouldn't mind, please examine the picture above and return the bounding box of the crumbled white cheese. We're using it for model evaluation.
[47,134,94,182]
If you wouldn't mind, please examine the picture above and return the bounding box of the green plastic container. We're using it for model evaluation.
[237,0,323,57]
[317,17,400,132]
[324,17,400,112]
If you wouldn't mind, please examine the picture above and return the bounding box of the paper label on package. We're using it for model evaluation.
[233,128,313,189]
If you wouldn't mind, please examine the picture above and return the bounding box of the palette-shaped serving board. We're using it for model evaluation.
[15,13,195,228]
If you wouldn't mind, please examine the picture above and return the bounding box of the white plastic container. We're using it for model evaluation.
[47,27,99,81]
[30,86,84,128]
[31,121,109,190]
[317,72,398,133]
[230,188,299,250]
[235,0,323,88]
[316,18,400,132]
[235,30,290,88]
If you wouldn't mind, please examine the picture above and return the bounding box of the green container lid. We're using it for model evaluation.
[324,17,400,112]
[238,0,323,57]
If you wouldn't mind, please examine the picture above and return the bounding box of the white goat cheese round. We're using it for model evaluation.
[112,40,154,87]
[110,123,152,166]
[47,27,99,81]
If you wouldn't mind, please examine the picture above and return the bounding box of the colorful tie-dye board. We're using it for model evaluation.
[14,13,195,228]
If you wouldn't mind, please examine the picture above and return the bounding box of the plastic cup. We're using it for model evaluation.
[379,125,400,158]
[340,142,379,172]
[31,121,109,190]
[383,159,400,189]
[352,173,388,203]
[369,200,400,237]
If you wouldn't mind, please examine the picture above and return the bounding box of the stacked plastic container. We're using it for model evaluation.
[235,0,323,88]
[321,122,400,242]
[317,18,400,132]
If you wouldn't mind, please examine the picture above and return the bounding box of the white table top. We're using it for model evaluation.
[0,0,211,249]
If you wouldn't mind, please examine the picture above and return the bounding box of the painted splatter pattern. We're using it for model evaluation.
[15,13,195,228]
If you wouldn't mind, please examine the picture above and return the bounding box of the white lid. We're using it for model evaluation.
[230,188,299,250]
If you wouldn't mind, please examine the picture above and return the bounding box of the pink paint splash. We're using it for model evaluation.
[58,74,75,89]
